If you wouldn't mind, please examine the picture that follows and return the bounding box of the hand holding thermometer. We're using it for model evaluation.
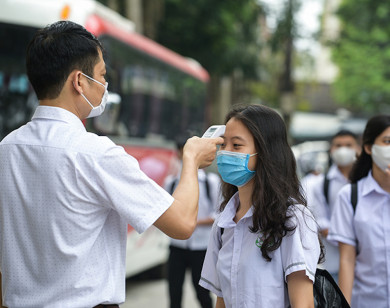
[202,125,226,138]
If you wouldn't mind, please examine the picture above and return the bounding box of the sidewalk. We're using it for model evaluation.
[122,271,216,308]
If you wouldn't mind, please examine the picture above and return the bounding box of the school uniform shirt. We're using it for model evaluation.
[300,172,320,213]
[309,164,349,275]
[328,172,390,308]
[0,106,174,308]
[164,169,221,250]
[199,192,320,308]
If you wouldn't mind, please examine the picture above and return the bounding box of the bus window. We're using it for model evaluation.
[0,22,38,139]
[93,35,208,140]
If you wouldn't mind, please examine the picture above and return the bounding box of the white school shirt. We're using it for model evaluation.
[328,172,390,308]
[0,106,174,308]
[309,164,348,274]
[300,172,320,212]
[199,192,320,308]
[164,169,221,250]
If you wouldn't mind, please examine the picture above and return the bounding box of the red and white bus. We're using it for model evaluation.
[0,0,210,277]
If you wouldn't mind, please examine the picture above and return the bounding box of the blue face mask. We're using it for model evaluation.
[217,150,257,187]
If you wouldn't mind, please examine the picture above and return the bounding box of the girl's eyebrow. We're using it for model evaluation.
[231,136,245,142]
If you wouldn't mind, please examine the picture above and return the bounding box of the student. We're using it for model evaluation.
[164,138,221,308]
[308,130,360,280]
[199,104,322,308]
[328,115,390,307]
[0,21,222,307]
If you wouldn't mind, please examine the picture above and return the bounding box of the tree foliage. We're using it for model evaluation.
[332,0,390,112]
[155,0,263,78]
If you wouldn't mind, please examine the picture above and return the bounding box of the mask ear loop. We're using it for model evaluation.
[81,72,106,88]
[245,153,257,172]
[72,79,93,109]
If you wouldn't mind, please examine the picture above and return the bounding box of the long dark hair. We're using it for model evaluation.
[219,104,307,261]
[350,115,390,183]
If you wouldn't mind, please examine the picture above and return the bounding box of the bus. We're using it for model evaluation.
[0,0,210,277]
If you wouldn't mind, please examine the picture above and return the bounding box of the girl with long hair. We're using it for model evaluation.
[329,115,390,307]
[200,105,322,307]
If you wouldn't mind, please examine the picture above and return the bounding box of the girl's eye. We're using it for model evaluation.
[233,144,241,148]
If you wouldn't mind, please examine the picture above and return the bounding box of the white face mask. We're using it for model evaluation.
[80,72,108,118]
[331,146,356,167]
[371,144,390,172]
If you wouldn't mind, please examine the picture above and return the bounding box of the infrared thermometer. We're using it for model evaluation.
[202,125,226,138]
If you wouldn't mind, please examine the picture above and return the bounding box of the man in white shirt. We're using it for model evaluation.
[308,130,360,280]
[164,139,221,308]
[0,21,222,308]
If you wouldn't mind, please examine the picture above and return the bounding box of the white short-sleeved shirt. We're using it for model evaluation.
[164,169,221,250]
[328,172,390,308]
[308,164,348,274]
[199,192,320,308]
[0,106,174,307]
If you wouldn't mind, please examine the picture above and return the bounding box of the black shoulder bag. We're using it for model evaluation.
[313,268,350,308]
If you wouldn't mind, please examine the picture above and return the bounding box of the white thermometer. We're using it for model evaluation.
[202,125,226,138]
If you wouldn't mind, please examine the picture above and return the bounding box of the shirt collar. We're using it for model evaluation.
[217,192,254,228]
[361,171,390,197]
[327,163,347,181]
[32,106,86,131]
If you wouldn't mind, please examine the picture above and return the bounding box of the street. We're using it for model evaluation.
[122,271,216,308]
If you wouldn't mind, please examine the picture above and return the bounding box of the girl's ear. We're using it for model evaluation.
[364,144,372,155]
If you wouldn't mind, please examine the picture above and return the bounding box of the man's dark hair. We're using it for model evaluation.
[331,129,358,143]
[26,20,103,100]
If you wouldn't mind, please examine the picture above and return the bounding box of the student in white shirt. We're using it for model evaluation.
[164,138,221,308]
[199,104,322,308]
[328,115,390,307]
[0,21,222,308]
[308,130,360,281]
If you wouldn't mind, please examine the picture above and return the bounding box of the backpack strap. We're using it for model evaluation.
[169,179,177,195]
[323,172,330,206]
[350,182,358,214]
[204,173,211,202]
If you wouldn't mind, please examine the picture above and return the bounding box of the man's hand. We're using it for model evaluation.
[183,136,224,169]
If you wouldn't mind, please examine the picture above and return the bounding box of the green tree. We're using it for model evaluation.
[332,0,390,112]
[155,0,263,78]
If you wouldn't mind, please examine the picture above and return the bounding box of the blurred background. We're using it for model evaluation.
[0,0,387,306]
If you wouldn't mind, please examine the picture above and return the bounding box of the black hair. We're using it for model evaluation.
[26,20,103,100]
[331,129,358,143]
[219,104,319,261]
[350,115,390,183]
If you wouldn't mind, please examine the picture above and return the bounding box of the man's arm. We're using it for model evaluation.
[154,136,223,239]
[215,297,225,308]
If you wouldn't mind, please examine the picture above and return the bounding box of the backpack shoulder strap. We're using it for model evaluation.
[350,182,358,214]
[169,179,177,195]
[323,172,330,205]
[204,172,211,202]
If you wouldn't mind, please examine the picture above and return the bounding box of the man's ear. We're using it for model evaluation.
[71,71,83,95]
